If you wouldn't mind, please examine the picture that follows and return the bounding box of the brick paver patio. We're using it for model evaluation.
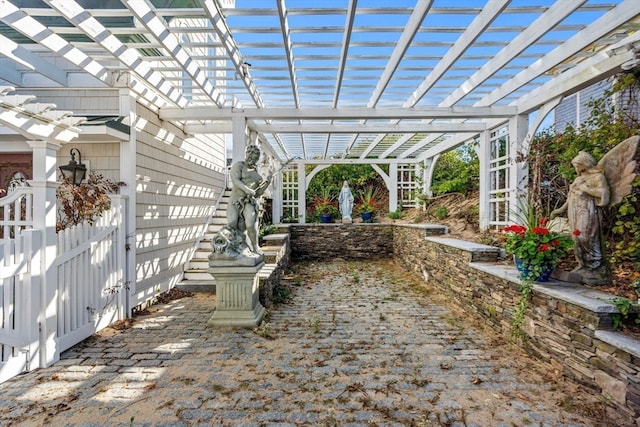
[0,259,617,426]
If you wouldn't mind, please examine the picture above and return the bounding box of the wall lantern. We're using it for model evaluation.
[59,148,87,186]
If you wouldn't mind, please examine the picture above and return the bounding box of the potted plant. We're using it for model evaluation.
[312,189,339,223]
[356,186,381,222]
[501,214,574,283]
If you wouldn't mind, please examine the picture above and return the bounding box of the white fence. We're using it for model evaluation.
[0,188,126,383]
[55,197,126,352]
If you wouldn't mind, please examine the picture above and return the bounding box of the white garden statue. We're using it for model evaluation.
[339,180,354,222]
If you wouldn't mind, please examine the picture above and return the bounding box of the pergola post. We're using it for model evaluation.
[422,155,438,201]
[297,162,306,223]
[389,163,398,212]
[232,115,247,162]
[477,131,491,230]
[26,140,61,369]
[508,115,530,222]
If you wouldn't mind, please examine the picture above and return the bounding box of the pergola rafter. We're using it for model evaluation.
[0,0,638,162]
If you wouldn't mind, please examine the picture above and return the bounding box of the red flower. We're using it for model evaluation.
[504,224,526,235]
[538,244,550,252]
[539,217,548,226]
[550,240,560,247]
[572,229,581,236]
[532,226,549,235]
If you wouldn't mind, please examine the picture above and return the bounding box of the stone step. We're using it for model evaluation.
[188,258,209,270]
[183,270,213,281]
[175,280,216,294]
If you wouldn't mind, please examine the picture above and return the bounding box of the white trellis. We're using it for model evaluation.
[488,125,510,228]
[281,166,299,222]
[397,164,418,208]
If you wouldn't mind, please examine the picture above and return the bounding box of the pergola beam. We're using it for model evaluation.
[478,0,640,108]
[124,0,226,107]
[404,0,510,107]
[440,0,586,107]
[202,0,264,109]
[0,35,67,86]
[44,0,187,107]
[250,122,485,134]
[183,121,485,134]
[333,0,357,107]
[367,0,433,107]
[159,106,517,121]
[276,0,300,108]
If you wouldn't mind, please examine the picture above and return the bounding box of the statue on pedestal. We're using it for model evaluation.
[551,136,638,285]
[211,145,270,262]
[339,180,354,222]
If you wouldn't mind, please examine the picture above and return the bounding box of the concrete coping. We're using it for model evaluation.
[425,236,500,254]
[262,233,289,242]
[470,262,620,314]
[595,330,640,358]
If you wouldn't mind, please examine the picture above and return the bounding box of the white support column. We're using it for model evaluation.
[232,115,247,162]
[26,140,61,368]
[388,163,398,213]
[476,131,491,230]
[120,89,136,317]
[297,162,306,223]
[272,168,282,224]
[508,115,530,221]
[422,155,439,199]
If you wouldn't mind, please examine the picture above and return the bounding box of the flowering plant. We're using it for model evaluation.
[356,185,382,214]
[312,193,339,216]
[502,217,575,282]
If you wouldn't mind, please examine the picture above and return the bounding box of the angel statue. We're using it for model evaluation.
[551,135,638,286]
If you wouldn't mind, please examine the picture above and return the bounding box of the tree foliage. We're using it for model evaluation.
[305,164,387,221]
[430,143,479,196]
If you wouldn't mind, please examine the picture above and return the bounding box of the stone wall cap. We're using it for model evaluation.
[471,262,620,313]
[595,330,640,358]
[262,233,289,241]
[425,236,499,253]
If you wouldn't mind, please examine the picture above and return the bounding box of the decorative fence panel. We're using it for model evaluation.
[0,229,40,383]
[55,197,126,352]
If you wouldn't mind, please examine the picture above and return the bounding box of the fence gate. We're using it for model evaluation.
[0,229,41,383]
[55,199,126,353]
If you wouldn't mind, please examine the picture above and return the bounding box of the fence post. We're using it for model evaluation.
[21,229,41,371]
[27,141,61,368]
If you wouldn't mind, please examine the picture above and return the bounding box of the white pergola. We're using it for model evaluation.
[1,0,640,225]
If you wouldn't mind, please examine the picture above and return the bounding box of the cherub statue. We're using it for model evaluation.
[551,135,638,285]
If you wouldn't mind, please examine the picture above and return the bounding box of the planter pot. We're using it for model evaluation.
[514,257,554,282]
[361,211,374,222]
[319,213,333,223]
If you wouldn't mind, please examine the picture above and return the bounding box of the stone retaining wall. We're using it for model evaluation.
[284,223,640,424]
[288,223,395,260]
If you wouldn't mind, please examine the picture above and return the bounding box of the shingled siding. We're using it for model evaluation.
[283,223,639,423]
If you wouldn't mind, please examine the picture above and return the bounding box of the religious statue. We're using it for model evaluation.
[551,135,638,285]
[211,145,271,260]
[339,180,354,222]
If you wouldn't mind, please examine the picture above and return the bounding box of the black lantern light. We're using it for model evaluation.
[59,148,87,186]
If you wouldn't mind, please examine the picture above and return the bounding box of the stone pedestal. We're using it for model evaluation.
[208,260,266,328]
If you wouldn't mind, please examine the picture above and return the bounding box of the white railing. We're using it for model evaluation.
[0,187,33,239]
[55,196,126,352]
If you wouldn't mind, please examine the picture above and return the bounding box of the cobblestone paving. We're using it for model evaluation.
[0,259,614,426]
